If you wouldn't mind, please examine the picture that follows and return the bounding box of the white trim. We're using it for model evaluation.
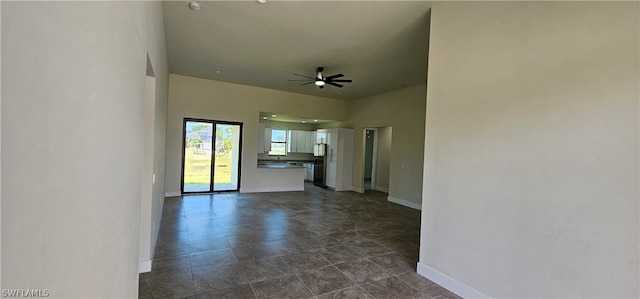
[351,186,365,193]
[139,260,152,273]
[387,196,421,210]
[374,186,389,193]
[417,262,490,299]
[165,191,181,197]
[240,186,304,193]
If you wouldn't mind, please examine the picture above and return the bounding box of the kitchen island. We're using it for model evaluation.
[244,163,305,193]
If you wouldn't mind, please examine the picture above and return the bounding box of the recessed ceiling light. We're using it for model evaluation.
[314,119,318,122]
[188,1,201,11]
[262,116,267,120]
[256,0,267,4]
[302,121,306,123]
[215,70,221,74]
[272,114,277,117]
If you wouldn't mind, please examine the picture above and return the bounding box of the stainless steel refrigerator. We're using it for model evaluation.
[313,144,327,187]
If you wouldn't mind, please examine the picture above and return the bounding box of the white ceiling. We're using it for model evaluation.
[163,1,431,101]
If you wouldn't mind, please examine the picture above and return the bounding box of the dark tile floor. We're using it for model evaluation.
[139,183,460,299]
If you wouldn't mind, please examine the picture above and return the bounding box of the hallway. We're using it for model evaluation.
[139,184,457,298]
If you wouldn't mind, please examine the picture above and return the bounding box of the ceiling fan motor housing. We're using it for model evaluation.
[289,67,352,89]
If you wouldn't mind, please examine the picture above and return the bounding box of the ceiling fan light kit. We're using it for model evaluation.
[289,67,352,89]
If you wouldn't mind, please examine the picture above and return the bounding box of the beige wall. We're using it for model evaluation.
[420,2,639,297]
[1,1,168,297]
[140,3,170,272]
[166,76,425,200]
[339,85,427,207]
[165,74,348,194]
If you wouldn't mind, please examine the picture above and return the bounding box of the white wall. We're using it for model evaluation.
[1,1,167,297]
[139,3,170,273]
[420,2,639,298]
[165,74,348,195]
[338,85,426,208]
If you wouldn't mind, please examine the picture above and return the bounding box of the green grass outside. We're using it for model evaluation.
[183,148,232,184]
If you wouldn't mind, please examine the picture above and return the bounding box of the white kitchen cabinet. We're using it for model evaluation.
[258,123,265,153]
[325,128,354,191]
[305,131,316,152]
[264,127,272,153]
[287,130,299,153]
[295,130,305,152]
[288,130,315,153]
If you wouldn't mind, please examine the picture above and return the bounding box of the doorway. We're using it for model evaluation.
[363,128,378,191]
[362,126,392,193]
[181,118,243,193]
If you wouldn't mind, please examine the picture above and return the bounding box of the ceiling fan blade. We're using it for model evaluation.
[289,79,314,82]
[329,79,352,83]
[325,73,344,80]
[293,73,315,80]
[326,82,344,88]
[299,82,315,86]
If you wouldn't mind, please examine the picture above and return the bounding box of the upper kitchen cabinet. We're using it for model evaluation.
[258,123,272,153]
[288,130,315,153]
[258,123,265,153]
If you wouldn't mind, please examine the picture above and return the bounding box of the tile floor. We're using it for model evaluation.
[139,183,459,299]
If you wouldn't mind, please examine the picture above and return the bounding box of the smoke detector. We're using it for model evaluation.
[188,1,201,11]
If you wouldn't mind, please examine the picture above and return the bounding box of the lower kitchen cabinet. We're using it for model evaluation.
[304,163,314,181]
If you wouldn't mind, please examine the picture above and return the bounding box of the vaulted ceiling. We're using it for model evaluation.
[163,1,431,101]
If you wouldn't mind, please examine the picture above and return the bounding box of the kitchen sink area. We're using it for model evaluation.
[257,161,306,169]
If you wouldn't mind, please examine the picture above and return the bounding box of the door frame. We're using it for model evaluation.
[180,118,243,194]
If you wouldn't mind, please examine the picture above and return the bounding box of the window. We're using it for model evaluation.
[269,129,287,155]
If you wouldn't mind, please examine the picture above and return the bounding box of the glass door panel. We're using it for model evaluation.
[183,121,214,192]
[214,123,241,191]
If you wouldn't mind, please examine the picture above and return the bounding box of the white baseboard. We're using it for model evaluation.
[351,186,365,193]
[139,260,152,273]
[240,186,304,193]
[165,191,181,197]
[387,196,421,210]
[417,262,490,298]
[375,186,389,193]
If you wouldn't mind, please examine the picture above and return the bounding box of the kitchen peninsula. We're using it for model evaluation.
[254,161,306,192]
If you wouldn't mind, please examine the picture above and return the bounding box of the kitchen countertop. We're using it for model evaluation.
[258,159,314,164]
[257,163,305,169]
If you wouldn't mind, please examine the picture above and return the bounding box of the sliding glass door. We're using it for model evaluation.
[182,119,243,193]
[183,121,214,192]
[213,123,242,191]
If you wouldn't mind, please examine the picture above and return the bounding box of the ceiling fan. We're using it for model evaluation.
[289,67,352,89]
